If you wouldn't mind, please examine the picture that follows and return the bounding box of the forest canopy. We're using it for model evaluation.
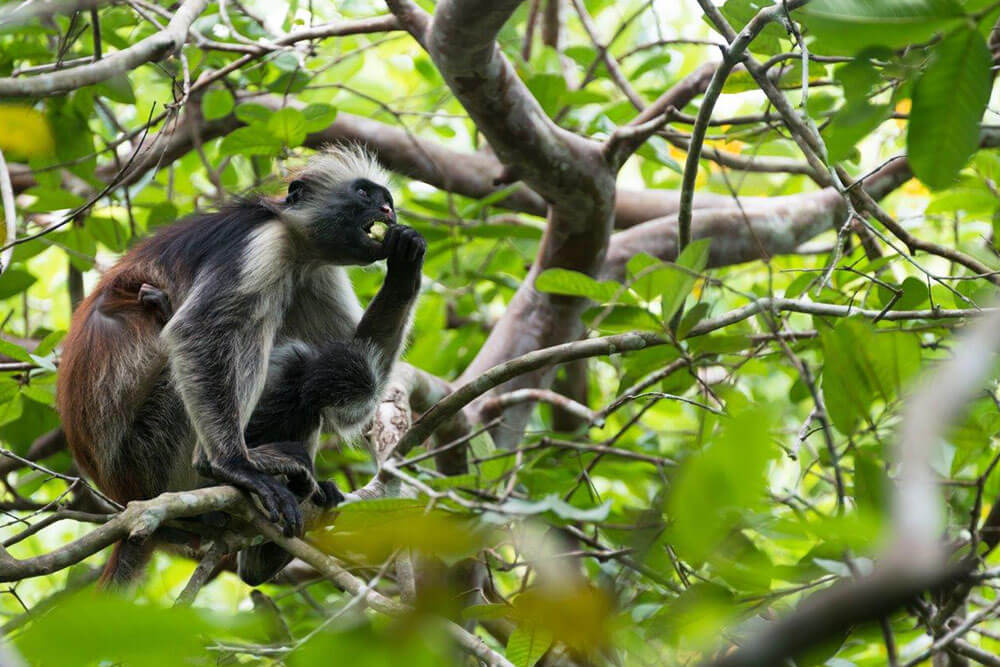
[1,0,1000,665]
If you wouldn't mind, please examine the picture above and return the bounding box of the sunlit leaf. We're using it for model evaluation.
[311,498,495,565]
[219,126,282,156]
[506,626,553,667]
[796,0,965,54]
[202,88,235,120]
[909,27,992,189]
[535,268,621,302]
[267,107,307,147]
[667,404,776,563]
[0,105,55,159]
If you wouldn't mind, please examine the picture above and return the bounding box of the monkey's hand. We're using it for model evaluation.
[381,225,426,297]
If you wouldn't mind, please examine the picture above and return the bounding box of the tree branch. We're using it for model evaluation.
[0,0,209,98]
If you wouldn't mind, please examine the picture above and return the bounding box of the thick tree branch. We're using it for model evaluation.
[0,0,209,98]
[393,0,613,220]
[602,157,912,277]
[386,0,619,448]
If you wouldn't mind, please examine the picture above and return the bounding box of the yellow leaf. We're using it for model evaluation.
[0,105,55,159]
[510,586,614,651]
[894,99,912,130]
[309,499,496,565]
[902,178,929,197]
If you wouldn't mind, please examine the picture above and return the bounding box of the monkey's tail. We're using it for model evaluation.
[98,538,155,591]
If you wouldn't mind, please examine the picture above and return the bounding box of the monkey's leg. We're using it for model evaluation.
[234,441,344,587]
[138,283,173,324]
[236,342,371,585]
[98,380,190,589]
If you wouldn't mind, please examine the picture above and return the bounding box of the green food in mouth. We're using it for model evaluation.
[368,221,388,242]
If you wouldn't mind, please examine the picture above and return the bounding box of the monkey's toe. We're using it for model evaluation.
[312,480,344,509]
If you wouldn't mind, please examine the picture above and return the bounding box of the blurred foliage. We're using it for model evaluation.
[0,0,999,665]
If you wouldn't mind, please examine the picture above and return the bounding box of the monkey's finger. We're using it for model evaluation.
[408,236,426,262]
[383,226,400,260]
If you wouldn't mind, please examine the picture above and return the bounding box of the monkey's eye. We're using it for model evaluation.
[356,188,370,200]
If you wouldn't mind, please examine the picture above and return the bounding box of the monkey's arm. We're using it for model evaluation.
[318,226,425,435]
[162,277,315,536]
[354,225,426,375]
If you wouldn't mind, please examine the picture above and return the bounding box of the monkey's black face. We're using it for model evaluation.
[286,177,397,265]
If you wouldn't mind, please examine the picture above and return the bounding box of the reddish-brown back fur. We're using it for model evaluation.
[57,255,170,505]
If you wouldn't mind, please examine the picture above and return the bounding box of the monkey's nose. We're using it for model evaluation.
[381,204,395,221]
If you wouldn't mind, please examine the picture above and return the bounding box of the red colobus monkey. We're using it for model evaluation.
[57,146,425,587]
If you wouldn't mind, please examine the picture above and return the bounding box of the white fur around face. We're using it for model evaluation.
[293,144,389,194]
[240,222,291,296]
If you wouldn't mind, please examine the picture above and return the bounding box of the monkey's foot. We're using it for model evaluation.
[196,455,304,537]
[138,283,173,323]
[246,442,322,503]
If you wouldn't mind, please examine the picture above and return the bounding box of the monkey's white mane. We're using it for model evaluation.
[295,143,389,191]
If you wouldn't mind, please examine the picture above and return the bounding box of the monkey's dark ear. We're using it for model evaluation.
[285,180,307,205]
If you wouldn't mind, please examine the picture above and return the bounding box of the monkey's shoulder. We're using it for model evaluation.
[130,199,282,280]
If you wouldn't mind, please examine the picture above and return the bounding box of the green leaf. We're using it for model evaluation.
[301,103,337,131]
[584,305,663,333]
[719,0,787,54]
[796,0,966,54]
[784,272,815,299]
[908,28,992,189]
[677,301,710,339]
[16,593,259,667]
[507,626,553,667]
[462,603,513,621]
[85,215,128,252]
[94,72,135,103]
[660,239,711,322]
[23,186,84,213]
[526,73,567,116]
[234,103,272,125]
[468,429,512,484]
[636,136,682,173]
[34,330,64,356]
[201,88,235,120]
[0,268,36,299]
[535,268,621,302]
[927,176,1000,216]
[267,107,307,147]
[820,320,921,434]
[630,52,672,79]
[854,448,886,512]
[677,238,711,272]
[824,101,891,163]
[267,69,310,94]
[312,498,493,565]
[0,339,34,363]
[667,404,777,563]
[219,126,282,157]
